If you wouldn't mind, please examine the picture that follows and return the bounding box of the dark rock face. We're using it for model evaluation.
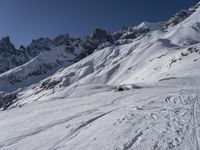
[19,45,26,51]
[0,90,19,111]
[40,79,61,90]
[92,29,107,39]
[27,38,53,57]
[53,34,72,46]
[0,37,15,52]
[164,2,200,28]
[92,29,113,43]
[165,10,194,27]
[0,37,28,74]
[113,32,124,41]
[121,32,137,39]
[79,29,114,57]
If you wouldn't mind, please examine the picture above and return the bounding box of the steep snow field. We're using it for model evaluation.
[1,2,200,150]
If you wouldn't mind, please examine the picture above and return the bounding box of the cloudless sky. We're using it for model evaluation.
[0,0,198,47]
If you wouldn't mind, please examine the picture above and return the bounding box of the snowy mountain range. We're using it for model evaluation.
[1,2,200,150]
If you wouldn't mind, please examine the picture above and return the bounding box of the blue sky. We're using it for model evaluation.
[0,0,198,47]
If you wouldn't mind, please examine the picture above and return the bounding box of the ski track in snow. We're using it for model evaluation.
[0,104,117,148]
[1,87,200,150]
[49,108,119,150]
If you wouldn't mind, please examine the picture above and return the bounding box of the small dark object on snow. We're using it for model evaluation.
[117,84,142,92]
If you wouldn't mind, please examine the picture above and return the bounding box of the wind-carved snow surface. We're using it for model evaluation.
[1,2,200,150]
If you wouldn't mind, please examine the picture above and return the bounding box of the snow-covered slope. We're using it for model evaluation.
[1,2,200,150]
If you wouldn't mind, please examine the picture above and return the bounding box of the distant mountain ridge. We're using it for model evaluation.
[1,1,199,75]
[0,29,114,74]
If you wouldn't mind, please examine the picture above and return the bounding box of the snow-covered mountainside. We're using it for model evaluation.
[1,2,200,150]
[0,29,115,93]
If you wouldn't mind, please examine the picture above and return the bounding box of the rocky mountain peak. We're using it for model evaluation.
[0,36,28,74]
[91,28,114,44]
[1,36,10,44]
[92,29,109,39]
[164,2,200,28]
[0,36,15,51]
